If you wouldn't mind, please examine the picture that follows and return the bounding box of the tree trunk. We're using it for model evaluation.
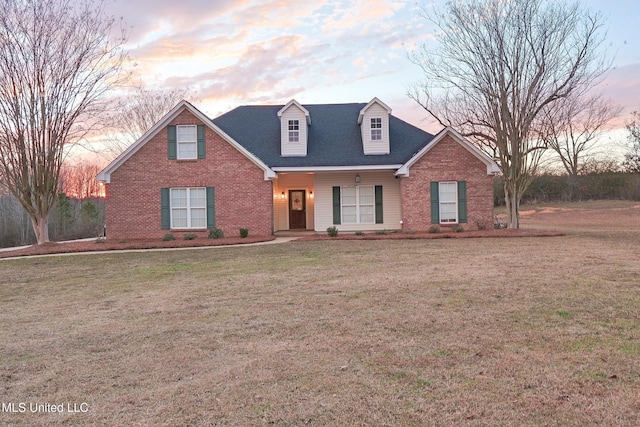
[30,214,50,245]
[504,179,520,229]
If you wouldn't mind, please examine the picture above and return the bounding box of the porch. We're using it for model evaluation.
[273,173,315,232]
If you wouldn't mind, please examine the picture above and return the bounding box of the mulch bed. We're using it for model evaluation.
[0,235,276,259]
[0,229,564,259]
[296,228,564,241]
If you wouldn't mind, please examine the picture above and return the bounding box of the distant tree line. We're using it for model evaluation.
[0,162,105,248]
[494,111,640,205]
[494,170,640,206]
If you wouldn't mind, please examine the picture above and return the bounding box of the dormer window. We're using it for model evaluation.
[278,100,310,156]
[371,118,382,141]
[358,98,392,155]
[177,125,197,159]
[288,120,300,142]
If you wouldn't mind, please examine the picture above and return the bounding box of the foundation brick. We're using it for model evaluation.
[105,109,273,239]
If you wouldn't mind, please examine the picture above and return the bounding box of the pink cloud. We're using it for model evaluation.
[160,35,327,103]
[591,63,640,129]
[106,0,249,44]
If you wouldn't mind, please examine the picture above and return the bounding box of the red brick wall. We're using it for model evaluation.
[400,134,494,231]
[105,109,273,239]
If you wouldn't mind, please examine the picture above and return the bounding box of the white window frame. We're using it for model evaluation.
[371,117,382,141]
[439,181,458,224]
[341,185,375,224]
[177,125,197,160]
[170,187,207,229]
[288,120,300,142]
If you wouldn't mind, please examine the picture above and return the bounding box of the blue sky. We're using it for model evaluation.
[104,0,640,137]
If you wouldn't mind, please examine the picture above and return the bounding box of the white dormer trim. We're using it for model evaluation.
[395,127,500,177]
[357,97,391,125]
[97,100,276,183]
[358,97,391,155]
[278,99,310,157]
[277,99,311,125]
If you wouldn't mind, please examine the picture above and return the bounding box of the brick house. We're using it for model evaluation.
[97,98,499,239]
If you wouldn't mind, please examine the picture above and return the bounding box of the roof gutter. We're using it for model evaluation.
[271,164,403,173]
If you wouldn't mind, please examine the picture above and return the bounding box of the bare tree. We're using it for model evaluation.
[409,0,608,228]
[98,84,195,159]
[623,111,640,173]
[0,0,126,244]
[541,93,621,176]
[60,161,104,199]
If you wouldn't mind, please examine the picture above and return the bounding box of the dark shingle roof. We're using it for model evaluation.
[211,103,434,168]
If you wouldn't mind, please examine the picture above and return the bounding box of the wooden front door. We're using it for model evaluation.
[289,190,306,229]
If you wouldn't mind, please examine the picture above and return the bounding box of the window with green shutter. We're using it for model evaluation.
[161,187,212,230]
[206,187,215,228]
[375,185,383,224]
[161,188,170,229]
[431,181,468,224]
[430,182,439,224]
[197,125,206,159]
[457,181,467,223]
[167,126,177,160]
[332,186,341,225]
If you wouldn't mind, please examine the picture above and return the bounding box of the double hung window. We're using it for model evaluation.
[438,182,458,223]
[341,186,375,224]
[170,187,206,228]
[177,125,197,159]
[371,118,382,140]
[288,120,300,142]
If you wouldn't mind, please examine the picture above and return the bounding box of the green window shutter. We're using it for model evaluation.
[197,125,206,159]
[458,181,467,223]
[167,126,177,160]
[161,188,170,229]
[332,186,341,225]
[375,185,383,224]
[430,182,440,224]
[206,187,216,228]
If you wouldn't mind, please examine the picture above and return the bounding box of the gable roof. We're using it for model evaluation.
[211,102,434,169]
[97,100,276,183]
[395,127,500,176]
[357,97,392,124]
[277,99,311,125]
[97,100,498,183]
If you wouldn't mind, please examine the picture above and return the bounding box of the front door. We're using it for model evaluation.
[289,190,306,229]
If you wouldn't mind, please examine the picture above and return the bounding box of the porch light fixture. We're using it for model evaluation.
[280,192,285,200]
[309,191,313,199]
[355,173,361,184]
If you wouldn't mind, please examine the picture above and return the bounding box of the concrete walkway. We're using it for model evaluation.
[0,237,299,261]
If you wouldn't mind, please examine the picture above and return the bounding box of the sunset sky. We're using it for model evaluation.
[101,0,640,148]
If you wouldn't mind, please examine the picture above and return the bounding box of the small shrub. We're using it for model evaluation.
[208,227,224,239]
[428,225,440,234]
[326,226,338,237]
[494,215,507,229]
[476,220,488,230]
[95,237,106,244]
[183,233,197,240]
[162,233,175,241]
[375,229,389,235]
[451,225,464,233]
[239,227,249,238]
[355,231,365,236]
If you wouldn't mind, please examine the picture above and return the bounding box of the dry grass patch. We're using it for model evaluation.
[1,202,640,426]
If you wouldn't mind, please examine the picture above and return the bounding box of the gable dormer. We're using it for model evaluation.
[358,97,391,155]
[278,99,310,157]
